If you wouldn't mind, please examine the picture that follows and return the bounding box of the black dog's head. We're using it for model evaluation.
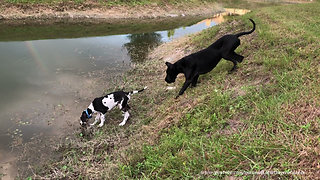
[165,62,178,84]
[80,109,92,127]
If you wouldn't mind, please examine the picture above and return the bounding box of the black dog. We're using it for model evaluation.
[80,87,147,127]
[165,19,255,98]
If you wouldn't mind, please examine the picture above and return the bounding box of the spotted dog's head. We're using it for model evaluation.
[80,109,92,127]
[165,62,179,84]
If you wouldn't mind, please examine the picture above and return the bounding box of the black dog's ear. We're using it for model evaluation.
[165,62,172,67]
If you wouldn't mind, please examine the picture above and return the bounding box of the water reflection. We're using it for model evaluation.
[124,33,162,62]
[198,14,225,25]
[167,29,175,39]
[225,8,251,15]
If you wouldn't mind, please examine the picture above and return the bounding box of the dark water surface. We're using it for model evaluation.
[0,15,226,177]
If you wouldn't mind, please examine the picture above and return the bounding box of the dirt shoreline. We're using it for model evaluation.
[0,2,224,23]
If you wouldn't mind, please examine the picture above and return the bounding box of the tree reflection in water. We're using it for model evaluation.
[124,32,162,63]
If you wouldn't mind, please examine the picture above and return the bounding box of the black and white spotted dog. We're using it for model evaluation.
[80,86,147,127]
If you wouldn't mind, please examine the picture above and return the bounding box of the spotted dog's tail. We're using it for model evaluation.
[127,86,148,96]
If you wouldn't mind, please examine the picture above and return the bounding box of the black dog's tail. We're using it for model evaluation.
[235,19,255,37]
[127,86,148,96]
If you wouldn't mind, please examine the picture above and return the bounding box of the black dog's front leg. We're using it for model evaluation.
[176,71,198,99]
[176,79,192,99]
[191,74,199,87]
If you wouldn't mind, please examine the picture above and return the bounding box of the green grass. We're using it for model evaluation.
[25,0,320,179]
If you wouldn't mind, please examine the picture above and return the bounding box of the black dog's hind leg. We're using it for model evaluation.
[222,52,244,72]
[191,74,199,87]
[234,52,244,63]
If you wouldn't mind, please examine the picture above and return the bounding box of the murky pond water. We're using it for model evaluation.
[0,9,248,178]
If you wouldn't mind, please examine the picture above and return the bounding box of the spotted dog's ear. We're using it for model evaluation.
[86,108,93,116]
[80,111,88,126]
[80,111,87,121]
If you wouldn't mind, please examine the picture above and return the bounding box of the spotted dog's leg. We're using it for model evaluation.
[118,97,130,126]
[118,103,123,116]
[98,114,106,127]
[119,111,129,126]
[90,113,101,126]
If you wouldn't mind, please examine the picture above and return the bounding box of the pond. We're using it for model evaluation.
[0,9,248,178]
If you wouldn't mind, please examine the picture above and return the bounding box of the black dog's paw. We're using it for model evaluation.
[175,95,180,99]
[228,68,238,74]
[237,56,244,63]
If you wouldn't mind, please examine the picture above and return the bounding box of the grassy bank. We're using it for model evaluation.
[1,0,299,8]
[26,1,319,180]
[1,0,306,21]
[118,1,320,179]
[0,0,224,23]
[121,2,319,180]
[4,0,216,5]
